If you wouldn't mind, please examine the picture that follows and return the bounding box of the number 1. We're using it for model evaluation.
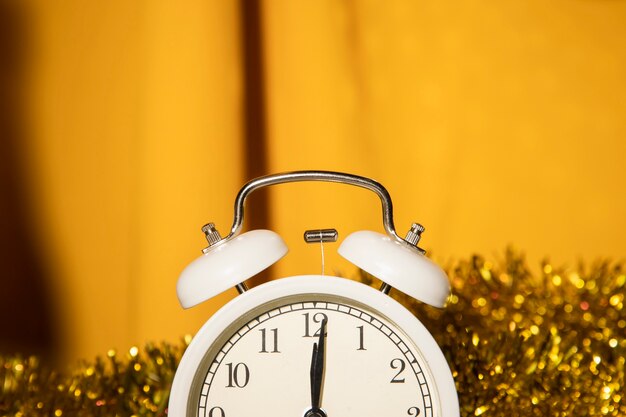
[357,326,366,350]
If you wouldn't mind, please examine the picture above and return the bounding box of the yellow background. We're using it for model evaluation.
[15,0,626,363]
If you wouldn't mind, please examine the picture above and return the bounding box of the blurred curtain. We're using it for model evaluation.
[13,1,248,363]
[4,0,626,362]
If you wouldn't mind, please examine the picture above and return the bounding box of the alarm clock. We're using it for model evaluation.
[169,171,459,417]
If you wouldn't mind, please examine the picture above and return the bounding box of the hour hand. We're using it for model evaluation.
[307,318,327,417]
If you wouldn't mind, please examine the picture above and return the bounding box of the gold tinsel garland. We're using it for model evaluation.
[1,251,624,416]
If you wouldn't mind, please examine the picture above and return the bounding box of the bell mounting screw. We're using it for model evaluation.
[201,223,248,293]
[404,223,426,254]
[201,223,223,253]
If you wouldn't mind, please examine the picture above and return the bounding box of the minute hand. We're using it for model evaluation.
[309,318,327,414]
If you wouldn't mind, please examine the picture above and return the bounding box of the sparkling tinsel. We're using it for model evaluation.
[1,250,624,416]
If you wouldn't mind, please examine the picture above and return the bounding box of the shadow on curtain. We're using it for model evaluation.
[0,3,57,359]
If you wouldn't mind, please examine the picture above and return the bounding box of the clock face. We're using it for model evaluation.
[170,276,458,417]
[187,294,439,417]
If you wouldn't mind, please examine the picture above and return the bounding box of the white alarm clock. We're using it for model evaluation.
[169,171,459,417]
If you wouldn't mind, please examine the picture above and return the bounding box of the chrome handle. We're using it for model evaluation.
[223,170,405,246]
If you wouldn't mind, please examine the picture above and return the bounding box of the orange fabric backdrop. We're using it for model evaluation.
[7,0,626,362]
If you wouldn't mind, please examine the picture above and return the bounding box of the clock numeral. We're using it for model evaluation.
[407,406,421,416]
[259,328,280,353]
[302,312,328,337]
[356,325,366,350]
[225,362,250,388]
[390,358,406,383]
[208,406,226,417]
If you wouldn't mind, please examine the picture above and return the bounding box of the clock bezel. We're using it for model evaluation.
[168,275,459,417]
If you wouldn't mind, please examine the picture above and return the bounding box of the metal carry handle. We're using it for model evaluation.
[223,170,405,246]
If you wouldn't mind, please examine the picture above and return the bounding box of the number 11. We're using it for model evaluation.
[259,328,280,353]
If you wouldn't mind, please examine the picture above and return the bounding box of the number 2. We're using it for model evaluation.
[390,358,406,383]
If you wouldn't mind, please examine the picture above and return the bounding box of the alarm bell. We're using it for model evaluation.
[176,171,451,310]
[338,230,450,308]
[177,228,287,308]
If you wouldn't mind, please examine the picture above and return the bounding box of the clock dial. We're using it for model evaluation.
[189,295,438,417]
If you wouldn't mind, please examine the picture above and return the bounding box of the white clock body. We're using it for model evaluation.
[168,275,459,417]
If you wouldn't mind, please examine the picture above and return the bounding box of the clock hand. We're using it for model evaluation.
[306,318,327,417]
